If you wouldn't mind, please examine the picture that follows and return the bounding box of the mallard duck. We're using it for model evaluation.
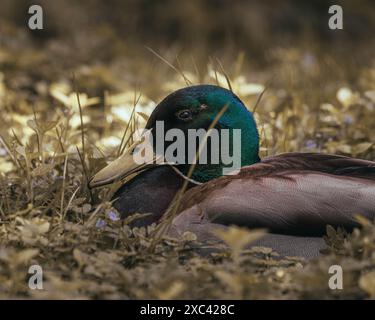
[89,85,375,258]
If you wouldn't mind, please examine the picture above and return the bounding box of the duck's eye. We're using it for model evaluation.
[176,109,193,121]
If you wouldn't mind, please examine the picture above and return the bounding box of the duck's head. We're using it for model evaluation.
[89,85,260,188]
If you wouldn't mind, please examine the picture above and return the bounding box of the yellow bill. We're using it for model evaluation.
[89,131,162,188]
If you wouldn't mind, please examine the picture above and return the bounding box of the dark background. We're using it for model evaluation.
[1,0,374,89]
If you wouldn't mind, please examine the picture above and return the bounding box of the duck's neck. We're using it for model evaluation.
[178,156,261,184]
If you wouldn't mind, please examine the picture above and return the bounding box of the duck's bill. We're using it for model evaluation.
[89,136,162,188]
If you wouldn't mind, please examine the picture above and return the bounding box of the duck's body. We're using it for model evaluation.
[90,85,375,259]
[110,152,375,258]
[172,152,375,237]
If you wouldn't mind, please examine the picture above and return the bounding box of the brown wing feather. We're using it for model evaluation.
[260,153,375,179]
[179,153,375,212]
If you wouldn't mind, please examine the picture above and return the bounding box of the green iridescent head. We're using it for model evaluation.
[145,84,260,182]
